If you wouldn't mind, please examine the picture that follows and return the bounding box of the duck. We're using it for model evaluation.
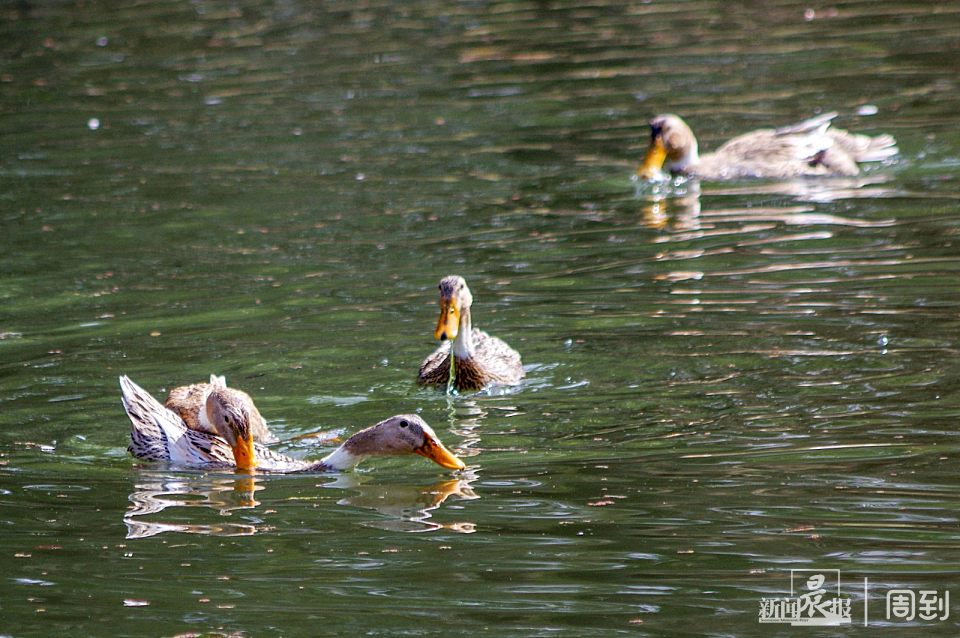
[119,375,465,472]
[637,112,898,181]
[418,275,524,392]
[165,374,277,444]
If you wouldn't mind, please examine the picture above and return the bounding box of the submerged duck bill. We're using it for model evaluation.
[434,299,460,341]
[638,138,668,180]
[232,435,257,471]
[416,438,466,471]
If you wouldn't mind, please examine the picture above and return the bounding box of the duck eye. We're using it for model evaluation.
[399,419,409,428]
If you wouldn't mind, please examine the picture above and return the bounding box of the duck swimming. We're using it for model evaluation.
[165,374,277,444]
[418,275,524,392]
[637,112,897,181]
[120,375,465,472]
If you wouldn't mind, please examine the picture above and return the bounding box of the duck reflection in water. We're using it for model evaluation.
[635,186,703,232]
[124,472,478,538]
[327,473,479,533]
[124,473,264,539]
[634,172,901,234]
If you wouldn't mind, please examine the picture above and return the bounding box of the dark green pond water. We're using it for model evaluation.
[2,0,960,635]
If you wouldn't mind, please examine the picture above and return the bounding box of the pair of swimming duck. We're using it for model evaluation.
[124,112,899,473]
[122,275,523,473]
[121,374,465,473]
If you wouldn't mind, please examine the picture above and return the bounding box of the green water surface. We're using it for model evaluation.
[2,1,960,636]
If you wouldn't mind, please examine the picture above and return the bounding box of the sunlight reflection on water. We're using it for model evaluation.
[2,0,960,635]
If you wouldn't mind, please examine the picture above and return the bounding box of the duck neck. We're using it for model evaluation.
[315,444,362,471]
[452,306,474,360]
[669,143,699,175]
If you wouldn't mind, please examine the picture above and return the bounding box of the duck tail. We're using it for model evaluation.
[827,127,898,162]
[856,132,898,162]
[119,375,185,461]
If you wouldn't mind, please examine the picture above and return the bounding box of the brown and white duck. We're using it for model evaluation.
[164,374,277,444]
[120,375,464,472]
[637,112,897,181]
[418,276,524,392]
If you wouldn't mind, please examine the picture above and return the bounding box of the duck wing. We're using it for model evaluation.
[418,340,452,386]
[472,329,524,384]
[773,112,838,136]
[701,113,877,178]
[769,111,896,162]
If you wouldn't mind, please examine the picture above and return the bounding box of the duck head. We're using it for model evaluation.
[343,414,466,470]
[638,114,699,179]
[206,389,256,471]
[434,275,472,341]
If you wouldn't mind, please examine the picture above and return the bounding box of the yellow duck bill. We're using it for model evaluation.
[637,137,668,180]
[415,437,466,471]
[434,298,461,341]
[231,434,257,471]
